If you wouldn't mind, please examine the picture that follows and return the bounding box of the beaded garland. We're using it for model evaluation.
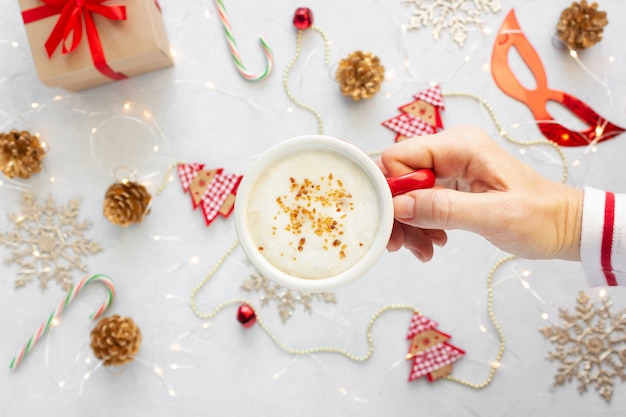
[148,77,572,389]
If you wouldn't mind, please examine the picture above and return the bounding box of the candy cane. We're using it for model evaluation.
[214,0,274,81]
[9,274,116,370]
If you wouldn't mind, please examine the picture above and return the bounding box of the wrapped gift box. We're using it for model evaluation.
[18,0,174,91]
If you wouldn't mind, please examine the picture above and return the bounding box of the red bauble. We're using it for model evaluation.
[293,7,313,30]
[237,304,257,328]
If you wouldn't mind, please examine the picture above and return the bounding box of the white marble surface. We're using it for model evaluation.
[1,0,626,416]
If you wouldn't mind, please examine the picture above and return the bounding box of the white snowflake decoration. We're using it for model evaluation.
[540,291,626,403]
[0,192,102,291]
[241,273,336,323]
[403,0,502,47]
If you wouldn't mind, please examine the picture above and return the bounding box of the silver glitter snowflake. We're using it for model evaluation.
[403,0,502,47]
[241,273,337,323]
[540,291,626,403]
[0,192,102,291]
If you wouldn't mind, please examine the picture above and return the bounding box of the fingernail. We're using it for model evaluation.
[393,195,415,220]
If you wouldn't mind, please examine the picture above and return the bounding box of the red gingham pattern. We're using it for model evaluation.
[178,163,242,226]
[406,312,438,339]
[382,113,436,139]
[413,85,444,109]
[200,172,242,225]
[408,342,465,382]
[177,163,205,192]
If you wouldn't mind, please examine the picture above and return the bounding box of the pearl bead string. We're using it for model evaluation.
[153,90,572,390]
[282,26,331,135]
[186,236,511,389]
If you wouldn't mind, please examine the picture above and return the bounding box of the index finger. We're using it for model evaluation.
[380,126,496,179]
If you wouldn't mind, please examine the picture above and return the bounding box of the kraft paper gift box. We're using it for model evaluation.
[18,0,174,91]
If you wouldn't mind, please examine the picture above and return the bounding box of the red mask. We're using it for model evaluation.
[491,9,624,147]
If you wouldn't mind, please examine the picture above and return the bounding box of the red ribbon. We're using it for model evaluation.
[22,0,128,81]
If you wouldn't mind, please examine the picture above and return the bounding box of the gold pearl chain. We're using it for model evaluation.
[282,26,331,135]
[155,160,184,196]
[189,238,419,361]
[187,235,511,389]
[155,91,572,389]
[444,254,515,389]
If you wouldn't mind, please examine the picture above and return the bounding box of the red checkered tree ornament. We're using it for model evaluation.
[382,85,445,142]
[177,163,242,226]
[406,312,465,382]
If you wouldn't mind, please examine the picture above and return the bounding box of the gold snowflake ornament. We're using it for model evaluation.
[0,192,102,291]
[241,273,336,323]
[403,0,502,47]
[540,290,626,403]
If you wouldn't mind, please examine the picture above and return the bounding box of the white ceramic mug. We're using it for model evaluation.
[234,135,434,293]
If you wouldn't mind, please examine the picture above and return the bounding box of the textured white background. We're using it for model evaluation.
[1,0,626,416]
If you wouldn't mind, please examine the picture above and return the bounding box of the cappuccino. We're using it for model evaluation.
[245,149,381,280]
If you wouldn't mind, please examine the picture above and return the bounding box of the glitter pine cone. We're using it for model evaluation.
[90,315,142,366]
[556,0,608,50]
[0,129,46,179]
[103,181,152,226]
[335,51,385,101]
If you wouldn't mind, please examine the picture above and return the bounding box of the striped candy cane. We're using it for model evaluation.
[214,0,274,81]
[9,274,116,370]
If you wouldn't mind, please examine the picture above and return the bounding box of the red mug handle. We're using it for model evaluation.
[386,169,435,197]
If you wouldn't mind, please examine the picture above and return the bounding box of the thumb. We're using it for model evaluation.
[393,188,503,234]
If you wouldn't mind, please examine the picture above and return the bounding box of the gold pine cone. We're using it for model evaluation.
[336,50,385,101]
[556,0,608,50]
[0,129,46,179]
[103,181,152,226]
[90,315,142,366]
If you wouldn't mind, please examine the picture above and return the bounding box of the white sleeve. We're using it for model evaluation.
[580,187,626,286]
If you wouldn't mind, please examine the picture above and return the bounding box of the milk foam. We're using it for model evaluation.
[246,150,381,280]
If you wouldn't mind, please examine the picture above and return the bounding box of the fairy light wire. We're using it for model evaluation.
[156,92,573,390]
[443,91,569,184]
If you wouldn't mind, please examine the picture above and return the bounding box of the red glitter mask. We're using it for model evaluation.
[491,9,624,147]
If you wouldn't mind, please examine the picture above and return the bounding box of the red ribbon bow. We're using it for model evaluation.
[22,0,128,81]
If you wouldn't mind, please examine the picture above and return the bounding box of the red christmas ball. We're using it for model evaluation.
[293,7,313,30]
[237,304,257,328]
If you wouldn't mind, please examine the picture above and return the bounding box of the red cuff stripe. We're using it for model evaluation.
[601,192,618,286]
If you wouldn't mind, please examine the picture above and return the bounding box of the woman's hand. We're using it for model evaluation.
[379,126,583,262]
